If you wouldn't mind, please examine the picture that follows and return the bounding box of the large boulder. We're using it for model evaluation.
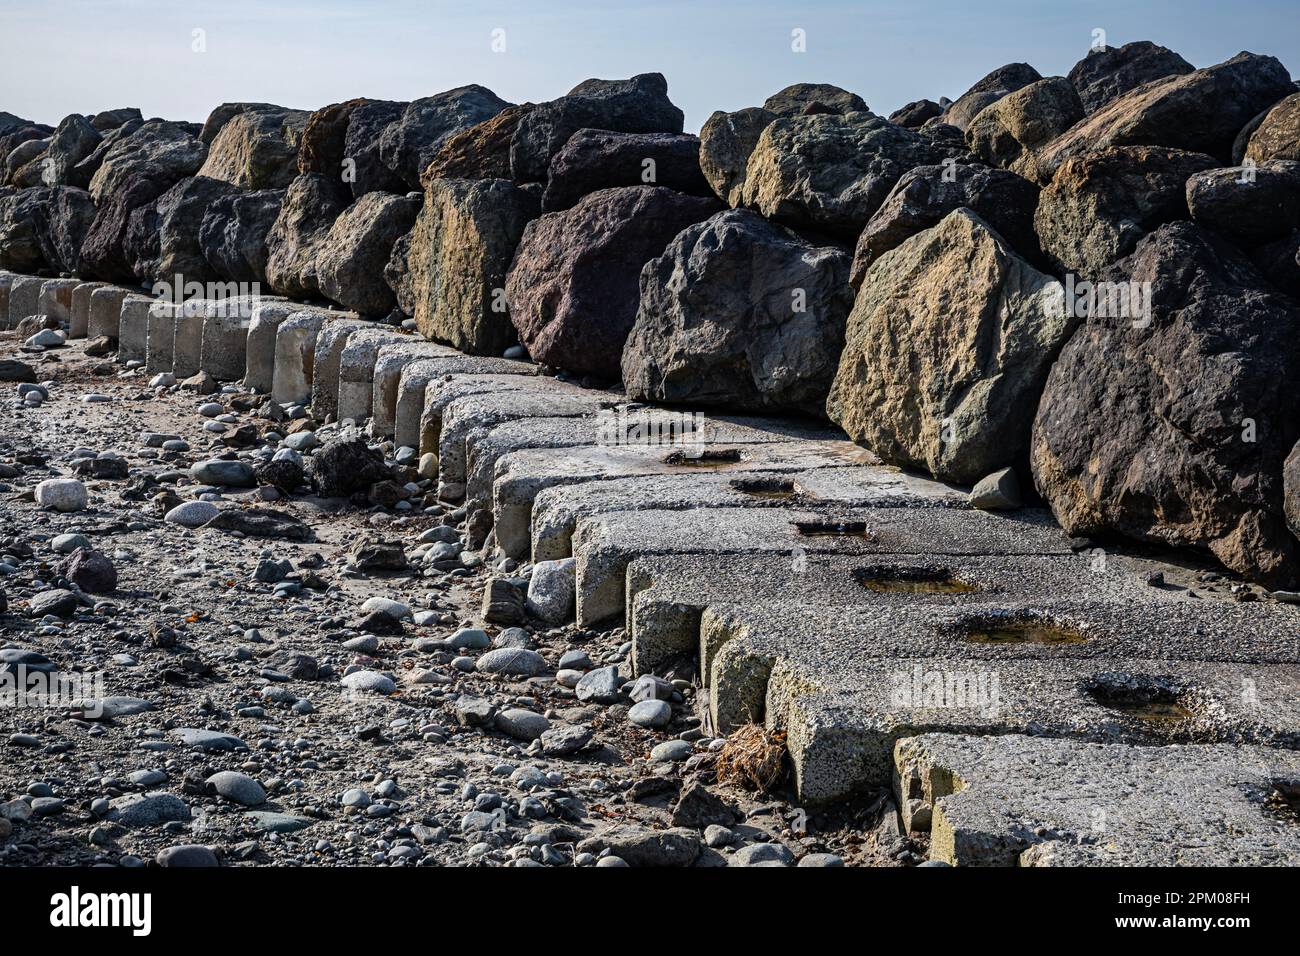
[698,84,866,207]
[316,190,422,315]
[1036,52,1295,179]
[264,173,351,298]
[0,185,95,274]
[198,106,309,190]
[623,209,852,414]
[1067,40,1195,115]
[889,100,945,128]
[409,177,539,354]
[510,73,684,182]
[1244,92,1300,163]
[342,100,409,197]
[740,111,968,239]
[384,229,416,317]
[965,76,1083,181]
[378,86,510,190]
[129,175,235,284]
[298,98,368,176]
[90,108,142,132]
[698,107,776,206]
[44,114,102,188]
[199,103,283,145]
[422,103,535,182]
[199,188,284,284]
[826,207,1070,485]
[79,173,168,282]
[1031,222,1300,588]
[505,185,720,379]
[1186,161,1300,248]
[851,162,1041,288]
[942,63,1043,131]
[1034,145,1219,278]
[1251,232,1300,297]
[67,117,140,190]
[542,129,709,212]
[1,125,51,184]
[761,84,868,116]
[88,120,207,203]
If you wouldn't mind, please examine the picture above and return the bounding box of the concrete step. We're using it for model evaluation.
[308,315,370,420]
[337,327,416,423]
[700,593,1300,803]
[570,501,1067,627]
[369,341,462,437]
[528,464,965,564]
[895,733,1300,865]
[394,356,537,450]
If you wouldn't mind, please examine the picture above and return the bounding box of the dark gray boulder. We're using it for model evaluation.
[378,86,510,190]
[505,185,721,379]
[541,129,709,212]
[1067,40,1195,115]
[510,73,684,182]
[851,162,1041,288]
[316,190,422,315]
[1186,160,1300,248]
[623,209,852,415]
[264,173,351,298]
[1031,221,1300,588]
[942,62,1042,131]
[199,187,284,284]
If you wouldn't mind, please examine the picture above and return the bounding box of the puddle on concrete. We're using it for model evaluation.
[662,448,743,468]
[1084,673,1194,722]
[793,519,873,539]
[730,476,796,500]
[854,564,979,594]
[955,612,1087,645]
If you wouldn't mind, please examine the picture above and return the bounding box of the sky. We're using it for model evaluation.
[2,0,1298,132]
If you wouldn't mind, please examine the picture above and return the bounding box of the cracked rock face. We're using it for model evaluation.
[409,177,539,354]
[1066,40,1194,115]
[264,173,351,299]
[1031,222,1300,589]
[505,185,720,379]
[197,106,309,191]
[624,209,852,415]
[315,190,421,316]
[828,207,1069,485]
[740,111,969,239]
[1034,145,1218,279]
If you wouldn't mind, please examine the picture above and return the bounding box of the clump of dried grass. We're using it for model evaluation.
[716,723,787,792]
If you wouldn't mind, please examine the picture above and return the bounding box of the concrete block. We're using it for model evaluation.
[393,356,536,450]
[37,278,79,328]
[69,281,108,338]
[309,315,369,421]
[171,299,207,378]
[145,300,179,373]
[244,302,298,393]
[894,734,1300,865]
[0,272,14,327]
[88,286,131,340]
[8,275,43,329]
[370,341,462,437]
[492,440,878,561]
[573,504,1073,629]
[530,466,965,564]
[200,298,261,381]
[117,295,156,364]
[337,327,410,423]
[272,311,328,405]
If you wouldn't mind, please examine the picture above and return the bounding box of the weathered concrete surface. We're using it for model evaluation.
[574,504,1072,628]
[700,590,1300,804]
[8,275,42,329]
[87,285,131,340]
[115,295,155,363]
[69,281,108,338]
[271,310,327,404]
[243,302,298,393]
[170,299,207,378]
[895,734,1300,865]
[336,327,412,423]
[528,460,957,563]
[393,356,536,451]
[464,411,845,517]
[37,278,79,328]
[200,297,275,381]
[0,273,14,328]
[309,315,371,421]
[370,340,462,438]
[414,373,598,465]
[145,299,179,373]
[494,440,880,561]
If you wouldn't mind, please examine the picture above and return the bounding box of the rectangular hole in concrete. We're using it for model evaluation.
[853,564,980,594]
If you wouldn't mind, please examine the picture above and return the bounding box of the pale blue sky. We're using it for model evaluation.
[2,0,1297,131]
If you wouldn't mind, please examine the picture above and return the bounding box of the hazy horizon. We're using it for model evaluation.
[2,0,1297,131]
